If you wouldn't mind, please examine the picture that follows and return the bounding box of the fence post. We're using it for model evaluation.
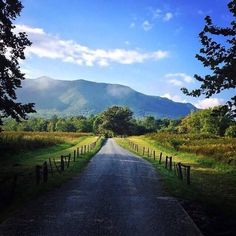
[81,146,83,155]
[48,158,53,176]
[61,156,64,171]
[159,152,162,164]
[178,163,183,180]
[153,150,155,160]
[74,150,76,162]
[165,156,168,168]
[143,147,145,155]
[43,161,48,183]
[147,148,149,158]
[186,166,191,185]
[36,165,41,185]
[169,156,172,171]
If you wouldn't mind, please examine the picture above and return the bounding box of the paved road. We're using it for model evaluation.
[0,139,202,236]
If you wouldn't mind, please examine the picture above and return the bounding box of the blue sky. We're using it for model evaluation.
[16,0,234,108]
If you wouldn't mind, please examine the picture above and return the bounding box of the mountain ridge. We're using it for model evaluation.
[17,76,196,118]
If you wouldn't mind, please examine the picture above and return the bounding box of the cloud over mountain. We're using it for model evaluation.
[15,24,169,67]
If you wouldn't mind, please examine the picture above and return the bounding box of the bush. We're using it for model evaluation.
[225,125,236,137]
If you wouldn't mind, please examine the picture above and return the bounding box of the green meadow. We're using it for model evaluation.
[0,131,104,221]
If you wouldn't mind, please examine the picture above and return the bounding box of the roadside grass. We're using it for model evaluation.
[0,131,90,158]
[115,136,236,216]
[0,132,105,222]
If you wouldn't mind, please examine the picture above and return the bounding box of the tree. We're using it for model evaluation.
[98,106,133,136]
[177,106,233,136]
[225,124,236,137]
[0,0,35,127]
[141,116,157,132]
[182,0,236,116]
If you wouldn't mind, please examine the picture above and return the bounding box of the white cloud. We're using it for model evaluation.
[153,9,162,19]
[21,68,31,77]
[15,24,45,35]
[165,73,194,86]
[162,93,186,103]
[142,20,153,31]
[107,85,131,98]
[129,22,135,28]
[15,24,169,67]
[151,8,174,22]
[163,12,173,21]
[169,79,183,86]
[194,98,224,109]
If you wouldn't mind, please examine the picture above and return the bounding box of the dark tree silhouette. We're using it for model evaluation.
[0,0,35,127]
[182,0,236,116]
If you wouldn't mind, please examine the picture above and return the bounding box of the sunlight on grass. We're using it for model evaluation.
[0,132,104,222]
[116,135,236,217]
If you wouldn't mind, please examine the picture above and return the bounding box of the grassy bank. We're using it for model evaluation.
[0,131,105,222]
[116,135,236,235]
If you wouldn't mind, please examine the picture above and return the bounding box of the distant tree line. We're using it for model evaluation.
[2,106,179,136]
[3,105,236,137]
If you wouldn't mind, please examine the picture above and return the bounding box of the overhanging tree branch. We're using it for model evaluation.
[182,0,236,116]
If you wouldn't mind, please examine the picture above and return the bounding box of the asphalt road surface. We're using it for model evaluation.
[0,139,202,236]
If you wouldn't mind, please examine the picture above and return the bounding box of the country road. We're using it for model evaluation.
[0,139,202,236]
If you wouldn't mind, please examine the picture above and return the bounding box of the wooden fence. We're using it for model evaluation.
[34,139,99,185]
[0,137,100,209]
[127,139,191,185]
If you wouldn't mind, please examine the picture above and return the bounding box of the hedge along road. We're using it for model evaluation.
[0,139,202,236]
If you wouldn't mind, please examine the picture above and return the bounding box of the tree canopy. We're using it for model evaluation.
[182,0,236,116]
[0,0,35,127]
[97,106,133,136]
[177,106,233,136]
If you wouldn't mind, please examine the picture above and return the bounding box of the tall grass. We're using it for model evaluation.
[0,131,90,156]
[145,132,236,165]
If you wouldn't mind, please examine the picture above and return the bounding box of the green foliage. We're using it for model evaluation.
[0,133,102,221]
[0,0,35,126]
[0,131,88,156]
[182,0,236,116]
[97,106,133,136]
[3,115,95,133]
[118,135,236,231]
[225,125,236,137]
[3,105,234,138]
[145,132,236,164]
[177,106,233,136]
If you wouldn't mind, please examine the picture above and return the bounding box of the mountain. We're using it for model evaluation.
[17,76,196,118]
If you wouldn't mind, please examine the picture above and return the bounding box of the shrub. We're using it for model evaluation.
[225,125,236,137]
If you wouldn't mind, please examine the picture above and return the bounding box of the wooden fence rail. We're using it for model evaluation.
[0,137,101,209]
[34,138,100,185]
[126,138,191,185]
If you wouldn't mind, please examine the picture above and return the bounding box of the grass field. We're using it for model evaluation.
[145,132,236,165]
[0,131,104,222]
[116,134,236,234]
